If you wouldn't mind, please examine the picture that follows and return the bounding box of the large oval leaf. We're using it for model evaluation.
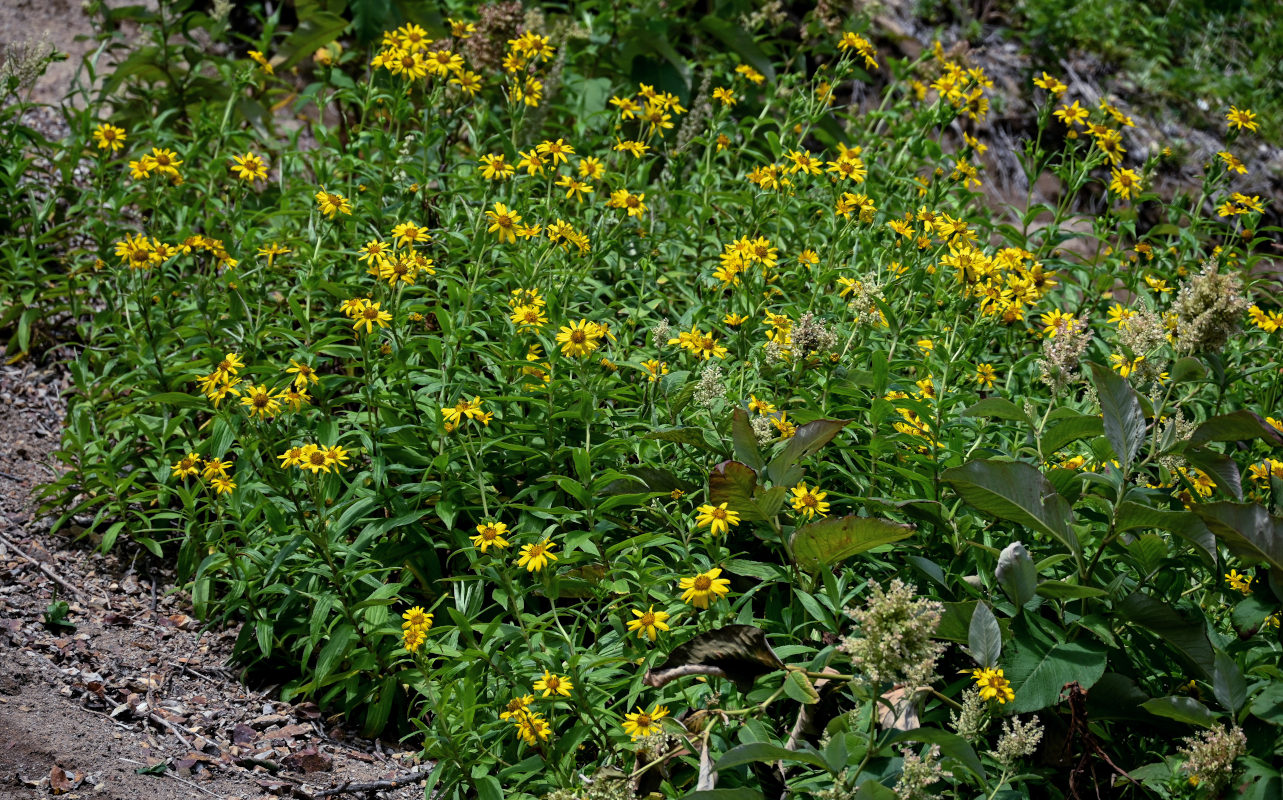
[1088,363,1145,471]
[1005,637,1107,713]
[942,460,1078,556]
[790,515,915,572]
[1191,502,1283,570]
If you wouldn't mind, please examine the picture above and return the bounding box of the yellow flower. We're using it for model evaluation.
[402,605,433,631]
[622,704,669,739]
[973,667,1014,703]
[975,363,997,389]
[352,301,391,333]
[533,670,573,698]
[678,568,731,609]
[358,239,393,265]
[315,188,352,218]
[485,202,522,243]
[256,242,291,266]
[712,87,736,106]
[170,452,201,479]
[556,319,603,358]
[1226,105,1258,133]
[298,444,331,474]
[247,50,273,74]
[641,359,668,382]
[748,394,776,415]
[625,605,671,642]
[323,444,350,470]
[512,710,551,745]
[735,64,765,84]
[516,539,558,572]
[1033,71,1067,97]
[500,695,535,721]
[1109,168,1142,200]
[286,359,319,388]
[510,304,548,329]
[210,475,237,495]
[479,153,515,180]
[1225,569,1253,595]
[229,152,267,182]
[1054,100,1088,127]
[472,521,511,552]
[92,123,126,153]
[277,446,305,468]
[390,221,431,247]
[790,482,830,519]
[695,503,741,536]
[239,384,281,418]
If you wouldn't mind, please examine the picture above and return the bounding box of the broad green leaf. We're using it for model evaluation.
[708,460,787,522]
[968,602,1001,668]
[714,742,828,772]
[1088,363,1145,471]
[1187,410,1283,449]
[1140,695,1217,727]
[644,426,717,451]
[1169,356,1206,384]
[790,515,914,572]
[1113,502,1216,564]
[1035,580,1108,599]
[1118,593,1214,678]
[995,541,1037,607]
[731,407,764,470]
[1039,414,1104,458]
[1005,635,1107,713]
[784,671,819,704]
[942,460,1079,556]
[962,397,1029,422]
[1192,502,1283,570]
[766,418,850,486]
[1212,650,1246,714]
[1184,449,1243,501]
[889,728,986,780]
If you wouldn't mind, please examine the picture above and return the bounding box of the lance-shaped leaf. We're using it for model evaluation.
[962,397,1029,422]
[731,408,764,470]
[766,418,851,486]
[1039,414,1104,458]
[1088,363,1146,471]
[1119,592,1215,678]
[967,602,1002,669]
[1140,696,1217,727]
[1184,449,1243,501]
[942,460,1079,556]
[995,541,1037,607]
[708,460,787,522]
[1114,501,1217,565]
[1186,410,1283,449]
[790,515,915,572]
[1191,502,1283,571]
[644,625,785,693]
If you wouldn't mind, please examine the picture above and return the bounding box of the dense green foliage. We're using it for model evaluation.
[2,1,1282,798]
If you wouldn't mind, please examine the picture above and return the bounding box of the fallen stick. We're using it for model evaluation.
[0,530,86,600]
[120,757,220,796]
[311,770,431,797]
[146,711,194,750]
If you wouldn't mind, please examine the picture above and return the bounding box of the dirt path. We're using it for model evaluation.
[0,350,429,800]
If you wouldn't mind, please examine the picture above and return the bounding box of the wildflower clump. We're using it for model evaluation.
[1177,725,1246,791]
[1170,261,1250,353]
[839,580,946,687]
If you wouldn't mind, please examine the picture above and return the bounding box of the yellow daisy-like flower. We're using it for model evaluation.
[239,384,281,419]
[622,704,669,739]
[390,221,431,247]
[210,475,237,495]
[352,301,392,334]
[975,363,997,389]
[315,188,352,218]
[1226,105,1258,133]
[972,667,1015,704]
[485,202,522,244]
[694,503,741,537]
[286,359,319,388]
[500,695,535,721]
[790,482,830,519]
[277,446,305,468]
[533,670,573,698]
[229,152,267,182]
[472,522,511,552]
[678,568,731,609]
[170,452,201,479]
[1109,168,1142,201]
[247,50,273,74]
[556,319,602,358]
[402,605,433,631]
[479,153,515,181]
[298,444,331,474]
[92,123,126,153]
[625,605,670,642]
[1225,569,1253,595]
[323,444,350,471]
[512,710,551,745]
[516,539,558,572]
[201,457,231,479]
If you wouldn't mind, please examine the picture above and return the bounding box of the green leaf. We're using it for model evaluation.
[766,418,850,486]
[1005,635,1107,713]
[1118,593,1214,678]
[1140,695,1217,727]
[968,602,1002,669]
[686,792,766,800]
[1039,414,1104,458]
[645,625,785,693]
[852,782,897,800]
[1192,502,1283,570]
[1113,502,1217,564]
[475,775,504,800]
[942,460,1079,556]
[784,671,820,704]
[790,515,914,572]
[277,12,349,70]
[1035,580,1108,599]
[708,460,787,522]
[714,742,829,772]
[1187,410,1283,449]
[315,624,355,685]
[1088,363,1145,471]
[962,397,1029,422]
[995,541,1037,607]
[731,408,764,470]
[1169,357,1206,384]
[644,426,717,451]
[1184,449,1243,501]
[1212,650,1246,714]
[888,729,986,780]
